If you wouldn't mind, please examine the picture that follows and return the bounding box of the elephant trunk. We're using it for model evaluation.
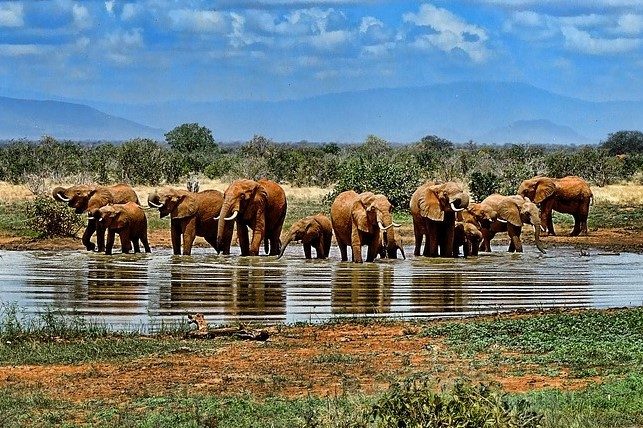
[450,193,470,212]
[277,234,293,259]
[52,186,70,202]
[147,192,164,209]
[216,200,236,251]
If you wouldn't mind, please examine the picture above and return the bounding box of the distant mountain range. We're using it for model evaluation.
[0,96,164,141]
[1,82,641,144]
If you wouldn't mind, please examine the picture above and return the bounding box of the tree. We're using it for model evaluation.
[600,130,643,155]
[165,123,216,153]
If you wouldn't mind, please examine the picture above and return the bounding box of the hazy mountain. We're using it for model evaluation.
[479,119,592,145]
[0,96,164,141]
[2,82,641,143]
[91,82,642,144]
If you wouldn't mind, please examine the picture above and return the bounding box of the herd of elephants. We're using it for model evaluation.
[51,175,593,262]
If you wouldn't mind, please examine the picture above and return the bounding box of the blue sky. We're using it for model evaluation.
[0,0,641,105]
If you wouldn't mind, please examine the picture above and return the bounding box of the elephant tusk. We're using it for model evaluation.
[56,192,71,202]
[450,202,465,212]
[497,218,508,223]
[378,221,393,230]
[87,216,95,220]
[224,210,239,221]
[540,225,546,232]
[392,222,401,228]
[147,200,164,208]
[213,215,220,220]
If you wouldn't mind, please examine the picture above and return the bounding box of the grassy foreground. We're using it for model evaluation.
[2,306,643,427]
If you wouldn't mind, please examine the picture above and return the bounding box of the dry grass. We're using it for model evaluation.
[591,184,643,205]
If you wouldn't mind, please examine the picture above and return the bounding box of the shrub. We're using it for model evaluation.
[362,378,541,428]
[25,196,85,238]
[468,171,500,202]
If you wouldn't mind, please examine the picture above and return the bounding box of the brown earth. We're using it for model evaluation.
[0,320,597,405]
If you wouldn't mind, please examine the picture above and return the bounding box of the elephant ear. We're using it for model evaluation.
[352,199,371,233]
[534,179,556,204]
[419,188,444,221]
[171,193,197,219]
[497,200,522,227]
[305,219,322,239]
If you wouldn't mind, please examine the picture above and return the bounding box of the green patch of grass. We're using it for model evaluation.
[552,203,643,231]
[283,198,329,230]
[0,201,38,238]
[526,374,643,428]
[422,308,643,377]
[312,352,359,364]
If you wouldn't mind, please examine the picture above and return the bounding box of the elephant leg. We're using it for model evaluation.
[303,243,312,259]
[413,218,424,257]
[440,222,455,258]
[509,226,523,253]
[204,235,218,251]
[105,230,115,255]
[132,238,141,253]
[120,231,132,253]
[481,229,493,252]
[96,221,106,253]
[463,242,470,258]
[338,243,348,262]
[171,221,182,255]
[351,228,363,263]
[141,230,151,253]
[82,219,97,251]
[237,222,250,256]
[570,213,581,236]
[315,241,325,259]
[268,235,281,256]
[427,225,439,257]
[181,218,197,255]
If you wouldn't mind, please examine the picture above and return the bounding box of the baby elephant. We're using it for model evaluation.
[93,202,151,255]
[278,214,333,259]
[454,221,483,258]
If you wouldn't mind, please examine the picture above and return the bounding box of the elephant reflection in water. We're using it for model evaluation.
[410,270,466,314]
[166,258,286,320]
[331,264,393,315]
[86,258,146,309]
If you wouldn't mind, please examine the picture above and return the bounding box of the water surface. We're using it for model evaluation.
[1,246,641,329]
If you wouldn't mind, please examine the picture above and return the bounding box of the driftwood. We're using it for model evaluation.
[186,313,270,341]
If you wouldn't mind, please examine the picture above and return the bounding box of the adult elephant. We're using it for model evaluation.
[216,179,287,256]
[517,175,593,236]
[147,188,227,255]
[277,214,333,259]
[330,191,404,263]
[409,181,469,257]
[52,183,139,252]
[93,202,150,255]
[469,194,546,254]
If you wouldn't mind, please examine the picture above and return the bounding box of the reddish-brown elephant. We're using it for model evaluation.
[93,202,150,255]
[147,188,227,255]
[454,221,483,257]
[468,194,546,254]
[409,181,470,257]
[330,191,403,263]
[216,179,287,256]
[518,175,593,236]
[52,183,139,252]
[278,214,333,259]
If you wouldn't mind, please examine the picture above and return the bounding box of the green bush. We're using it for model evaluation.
[468,171,500,202]
[361,379,541,428]
[25,196,85,238]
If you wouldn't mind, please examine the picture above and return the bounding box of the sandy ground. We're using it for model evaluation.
[0,319,597,405]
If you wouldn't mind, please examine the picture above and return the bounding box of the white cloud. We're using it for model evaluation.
[618,13,643,35]
[168,9,231,34]
[121,3,141,21]
[72,3,92,29]
[105,1,114,16]
[103,28,144,64]
[561,25,641,54]
[403,3,489,62]
[310,29,350,50]
[0,2,23,27]
[0,44,44,56]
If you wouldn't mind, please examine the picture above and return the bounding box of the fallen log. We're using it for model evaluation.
[186,313,270,341]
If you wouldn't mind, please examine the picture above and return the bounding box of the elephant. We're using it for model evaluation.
[92,202,150,255]
[52,183,139,252]
[216,179,287,256]
[147,188,227,255]
[517,175,593,236]
[468,194,546,254]
[277,214,333,259]
[409,181,470,257]
[330,191,404,263]
[454,221,483,257]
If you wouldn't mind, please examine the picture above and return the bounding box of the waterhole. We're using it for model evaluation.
[1,246,641,330]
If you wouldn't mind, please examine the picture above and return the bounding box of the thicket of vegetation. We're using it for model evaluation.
[1,126,642,210]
